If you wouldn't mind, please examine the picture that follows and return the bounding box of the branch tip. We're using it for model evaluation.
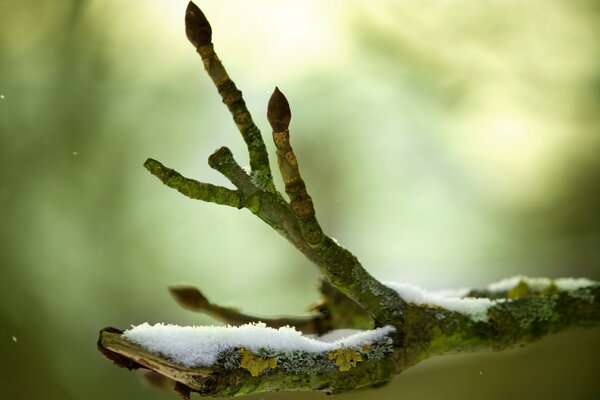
[207,146,234,169]
[169,286,209,311]
[268,87,291,132]
[143,158,242,208]
[185,1,212,48]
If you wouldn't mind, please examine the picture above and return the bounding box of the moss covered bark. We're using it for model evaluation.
[98,283,600,397]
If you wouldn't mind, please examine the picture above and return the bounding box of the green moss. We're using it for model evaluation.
[216,338,394,376]
[423,327,483,357]
[219,348,243,369]
[249,169,273,192]
[509,296,558,329]
[567,288,595,303]
[276,351,332,375]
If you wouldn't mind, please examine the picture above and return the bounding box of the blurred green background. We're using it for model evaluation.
[1,0,599,399]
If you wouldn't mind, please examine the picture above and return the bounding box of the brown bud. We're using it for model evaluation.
[169,285,209,311]
[185,2,212,48]
[267,87,291,131]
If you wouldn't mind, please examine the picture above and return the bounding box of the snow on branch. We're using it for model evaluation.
[122,323,395,371]
[99,277,599,397]
[386,276,596,322]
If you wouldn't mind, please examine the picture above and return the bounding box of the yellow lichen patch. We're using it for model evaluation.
[328,348,362,372]
[542,283,559,296]
[507,280,530,298]
[362,344,372,353]
[239,349,277,377]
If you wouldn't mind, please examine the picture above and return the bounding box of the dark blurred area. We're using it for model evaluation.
[1,1,598,399]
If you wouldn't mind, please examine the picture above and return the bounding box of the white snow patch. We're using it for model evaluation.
[123,322,395,368]
[555,277,595,291]
[316,329,363,343]
[385,282,495,322]
[488,276,550,292]
[385,276,596,322]
[487,275,595,293]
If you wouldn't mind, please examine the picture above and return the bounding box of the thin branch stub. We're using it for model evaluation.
[169,286,209,311]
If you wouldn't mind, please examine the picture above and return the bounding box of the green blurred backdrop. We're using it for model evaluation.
[1,0,599,399]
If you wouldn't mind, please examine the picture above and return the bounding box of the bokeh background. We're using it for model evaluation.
[1,0,599,399]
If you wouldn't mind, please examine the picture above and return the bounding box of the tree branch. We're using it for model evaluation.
[99,2,600,398]
[169,285,330,334]
[98,327,398,398]
[407,284,600,359]
[99,282,600,397]
[207,146,256,194]
[268,87,324,248]
[185,2,274,191]
[144,158,241,208]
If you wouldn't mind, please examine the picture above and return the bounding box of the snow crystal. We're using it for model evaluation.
[385,282,495,322]
[123,322,395,368]
[12,336,17,343]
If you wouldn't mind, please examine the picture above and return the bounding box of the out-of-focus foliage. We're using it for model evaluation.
[0,0,598,399]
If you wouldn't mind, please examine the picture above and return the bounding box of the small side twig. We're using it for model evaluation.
[144,158,242,208]
[169,285,330,334]
[207,146,257,195]
[268,88,324,248]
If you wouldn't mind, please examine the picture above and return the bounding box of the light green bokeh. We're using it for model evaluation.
[1,1,598,399]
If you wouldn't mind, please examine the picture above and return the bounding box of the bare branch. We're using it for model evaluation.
[207,146,256,194]
[185,2,273,191]
[144,158,242,208]
[268,87,324,248]
[169,285,330,334]
[264,86,406,325]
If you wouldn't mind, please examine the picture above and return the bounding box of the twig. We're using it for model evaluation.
[268,88,324,248]
[144,158,241,208]
[169,285,330,334]
[185,2,274,191]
